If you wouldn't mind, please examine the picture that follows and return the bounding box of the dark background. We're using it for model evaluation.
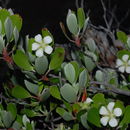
[1,0,130,43]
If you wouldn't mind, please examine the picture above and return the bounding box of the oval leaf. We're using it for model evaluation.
[7,103,17,120]
[66,10,78,35]
[117,31,127,44]
[4,17,13,42]
[60,83,77,103]
[12,85,31,99]
[24,80,39,95]
[79,69,88,88]
[35,55,48,75]
[87,107,101,127]
[64,63,76,84]
[13,50,33,71]
[10,14,22,31]
[50,86,61,100]
[49,47,65,70]
[77,8,85,29]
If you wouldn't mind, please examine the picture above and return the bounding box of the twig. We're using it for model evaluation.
[90,81,130,96]
[53,117,62,122]
[81,0,84,8]
[0,93,28,105]
[75,0,79,9]
[101,0,110,30]
[48,73,66,82]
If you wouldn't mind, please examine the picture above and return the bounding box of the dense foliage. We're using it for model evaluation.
[0,7,130,130]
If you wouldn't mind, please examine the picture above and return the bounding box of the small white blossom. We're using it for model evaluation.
[32,34,53,57]
[99,102,122,127]
[116,54,130,73]
[85,97,93,104]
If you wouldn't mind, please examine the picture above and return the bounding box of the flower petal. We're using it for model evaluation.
[122,55,129,62]
[45,46,53,54]
[35,34,42,43]
[109,118,118,127]
[100,116,109,126]
[116,59,123,67]
[126,66,130,73]
[118,66,125,73]
[43,36,52,44]
[85,98,93,104]
[36,48,43,57]
[113,108,122,117]
[32,43,40,50]
[99,106,109,115]
[107,102,115,112]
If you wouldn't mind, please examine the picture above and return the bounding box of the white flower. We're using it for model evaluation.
[99,102,122,127]
[116,54,130,73]
[32,34,53,57]
[85,97,93,104]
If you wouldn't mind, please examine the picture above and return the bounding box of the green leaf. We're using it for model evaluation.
[0,20,2,34]
[95,70,104,82]
[66,10,78,35]
[117,31,127,44]
[24,80,39,95]
[86,38,96,52]
[72,83,79,95]
[50,102,57,111]
[117,50,130,59]
[62,111,73,121]
[35,55,48,75]
[21,109,37,118]
[0,35,5,54]
[56,107,73,121]
[81,112,90,129]
[23,71,37,80]
[22,115,30,127]
[13,26,19,44]
[10,14,22,31]
[40,88,50,102]
[7,103,17,120]
[115,100,125,113]
[92,93,106,108]
[0,9,11,35]
[27,38,35,53]
[56,107,66,116]
[84,55,96,71]
[1,111,14,128]
[79,69,88,88]
[13,50,33,71]
[50,86,61,100]
[73,123,79,130]
[64,63,76,84]
[60,83,77,103]
[4,17,13,42]
[70,61,79,82]
[127,37,130,49]
[49,47,65,70]
[12,85,31,99]
[87,107,101,127]
[12,121,22,130]
[120,106,130,126]
[77,8,85,29]
[64,101,73,112]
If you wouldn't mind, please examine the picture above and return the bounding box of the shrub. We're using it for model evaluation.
[0,7,130,130]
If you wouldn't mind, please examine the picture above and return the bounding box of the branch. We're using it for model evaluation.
[0,93,28,105]
[90,81,130,96]
[75,0,79,9]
